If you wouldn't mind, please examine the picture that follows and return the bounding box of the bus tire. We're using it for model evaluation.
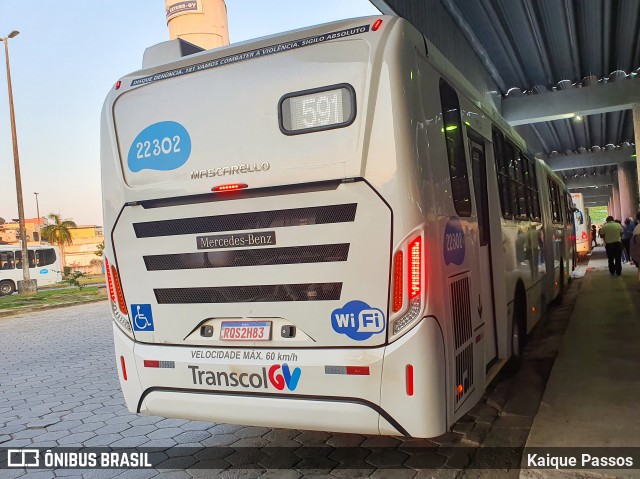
[509,285,527,371]
[0,280,16,296]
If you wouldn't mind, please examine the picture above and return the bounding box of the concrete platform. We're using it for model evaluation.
[522,246,640,478]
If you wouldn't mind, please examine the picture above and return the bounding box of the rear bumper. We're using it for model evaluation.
[576,241,590,255]
[113,315,447,437]
[141,389,389,435]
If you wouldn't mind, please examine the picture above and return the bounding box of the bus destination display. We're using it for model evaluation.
[280,85,355,134]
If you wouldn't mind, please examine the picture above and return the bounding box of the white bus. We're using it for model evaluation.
[0,245,62,295]
[101,16,573,438]
[570,192,591,258]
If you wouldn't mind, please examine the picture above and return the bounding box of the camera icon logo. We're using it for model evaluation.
[7,449,40,467]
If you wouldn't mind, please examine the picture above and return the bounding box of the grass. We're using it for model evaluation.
[0,286,105,311]
[39,274,106,290]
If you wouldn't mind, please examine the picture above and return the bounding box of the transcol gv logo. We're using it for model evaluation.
[331,300,385,341]
[268,363,301,391]
[189,363,301,391]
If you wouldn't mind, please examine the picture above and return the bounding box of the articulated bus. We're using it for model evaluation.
[101,16,574,438]
[0,245,62,295]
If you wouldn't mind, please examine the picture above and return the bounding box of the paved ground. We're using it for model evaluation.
[523,248,640,479]
[0,279,579,478]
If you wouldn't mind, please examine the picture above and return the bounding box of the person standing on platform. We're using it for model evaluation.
[600,216,623,276]
[591,224,598,247]
[630,212,640,289]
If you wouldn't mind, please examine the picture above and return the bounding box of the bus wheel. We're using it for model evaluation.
[0,280,15,296]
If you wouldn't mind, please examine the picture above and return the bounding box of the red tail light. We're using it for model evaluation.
[212,183,248,192]
[105,258,116,303]
[111,265,128,315]
[392,251,403,312]
[372,19,383,31]
[581,232,588,240]
[408,237,421,299]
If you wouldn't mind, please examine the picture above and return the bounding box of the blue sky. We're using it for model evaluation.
[0,0,380,225]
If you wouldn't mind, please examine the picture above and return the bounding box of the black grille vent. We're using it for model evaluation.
[134,204,357,238]
[455,343,474,404]
[451,276,472,350]
[450,274,474,406]
[144,244,350,271]
[154,283,342,304]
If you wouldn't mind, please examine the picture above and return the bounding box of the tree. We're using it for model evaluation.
[95,242,104,257]
[41,213,77,270]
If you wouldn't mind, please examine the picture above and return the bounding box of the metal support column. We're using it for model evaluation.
[612,183,621,220]
[617,163,639,220]
[633,106,640,210]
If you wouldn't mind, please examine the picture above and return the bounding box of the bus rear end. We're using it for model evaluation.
[571,193,590,257]
[102,16,445,437]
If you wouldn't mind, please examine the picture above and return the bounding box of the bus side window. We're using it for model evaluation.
[439,79,471,217]
[28,251,36,268]
[504,142,520,218]
[492,127,511,218]
[555,184,563,223]
[548,180,560,224]
[14,251,22,269]
[0,252,14,269]
[40,249,56,267]
[512,147,529,218]
[524,155,540,221]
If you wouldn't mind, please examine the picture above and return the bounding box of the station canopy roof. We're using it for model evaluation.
[373,0,640,187]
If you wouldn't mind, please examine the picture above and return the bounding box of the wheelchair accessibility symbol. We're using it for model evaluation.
[132,304,154,331]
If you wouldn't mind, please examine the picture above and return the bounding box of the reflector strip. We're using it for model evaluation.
[325,366,370,375]
[372,19,383,31]
[143,360,175,369]
[346,366,370,375]
[120,356,127,381]
[406,364,414,396]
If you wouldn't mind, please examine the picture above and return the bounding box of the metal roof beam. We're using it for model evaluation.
[503,80,640,125]
[582,196,611,204]
[545,148,635,171]
[563,174,616,189]
[580,195,611,203]
[569,186,612,199]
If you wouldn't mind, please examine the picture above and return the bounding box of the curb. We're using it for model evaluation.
[0,298,108,318]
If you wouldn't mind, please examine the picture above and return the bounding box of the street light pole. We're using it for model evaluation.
[34,192,41,244]
[2,30,36,293]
